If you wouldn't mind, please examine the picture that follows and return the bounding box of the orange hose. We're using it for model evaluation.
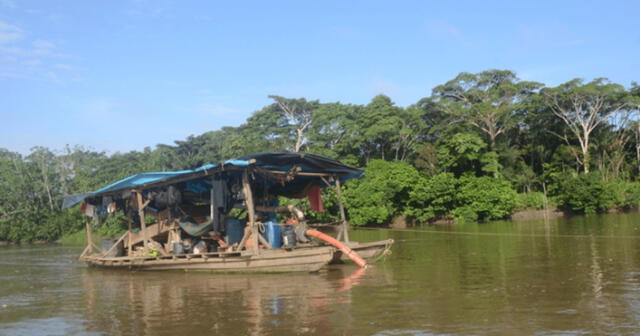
[305,229,367,268]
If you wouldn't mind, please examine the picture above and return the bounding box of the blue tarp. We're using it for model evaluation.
[62,152,363,209]
[62,161,245,209]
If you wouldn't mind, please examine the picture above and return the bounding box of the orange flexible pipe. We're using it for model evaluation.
[305,229,368,268]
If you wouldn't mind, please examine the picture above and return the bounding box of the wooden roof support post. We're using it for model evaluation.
[127,219,133,256]
[84,217,95,256]
[210,177,215,220]
[335,177,350,243]
[135,190,149,256]
[242,169,259,255]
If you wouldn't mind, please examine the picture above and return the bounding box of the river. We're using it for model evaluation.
[2,213,640,335]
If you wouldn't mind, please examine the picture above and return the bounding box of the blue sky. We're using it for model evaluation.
[1,0,638,154]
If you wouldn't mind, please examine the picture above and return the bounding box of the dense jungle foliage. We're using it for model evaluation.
[2,70,640,242]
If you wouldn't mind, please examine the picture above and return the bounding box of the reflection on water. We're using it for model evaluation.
[78,265,381,335]
[3,213,640,335]
[0,244,391,336]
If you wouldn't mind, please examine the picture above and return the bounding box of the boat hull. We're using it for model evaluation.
[332,239,394,263]
[81,246,335,273]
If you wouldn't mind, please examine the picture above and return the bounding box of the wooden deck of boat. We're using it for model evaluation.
[81,245,336,273]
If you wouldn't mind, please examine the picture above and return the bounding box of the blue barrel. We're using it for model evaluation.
[225,218,246,245]
[263,220,282,248]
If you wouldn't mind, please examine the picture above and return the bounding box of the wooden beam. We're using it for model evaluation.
[210,178,215,221]
[242,169,259,255]
[236,228,250,251]
[258,231,272,249]
[85,219,94,254]
[80,243,90,258]
[101,231,129,257]
[261,169,341,177]
[135,190,149,255]
[127,219,133,256]
[335,177,350,243]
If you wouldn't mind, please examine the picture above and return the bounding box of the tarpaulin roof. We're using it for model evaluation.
[62,152,363,209]
[236,152,363,180]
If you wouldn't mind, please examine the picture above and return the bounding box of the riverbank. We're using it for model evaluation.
[2,206,636,246]
[390,206,640,229]
[510,207,567,221]
[0,240,51,246]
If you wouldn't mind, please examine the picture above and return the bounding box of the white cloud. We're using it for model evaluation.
[22,59,41,67]
[0,45,26,57]
[0,21,23,44]
[0,21,74,83]
[0,0,15,9]
[54,63,73,70]
[32,39,57,56]
[33,39,55,50]
[127,0,172,19]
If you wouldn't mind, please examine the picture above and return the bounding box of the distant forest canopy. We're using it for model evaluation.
[2,69,640,242]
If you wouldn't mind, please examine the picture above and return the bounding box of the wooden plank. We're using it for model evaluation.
[261,169,343,177]
[100,231,128,257]
[136,191,149,255]
[236,227,250,252]
[127,219,133,256]
[85,219,93,254]
[79,244,90,258]
[258,233,272,249]
[126,224,171,249]
[84,246,335,272]
[242,170,259,255]
[335,177,350,242]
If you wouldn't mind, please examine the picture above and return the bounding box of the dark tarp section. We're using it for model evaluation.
[236,152,364,199]
[62,193,92,210]
[236,152,364,180]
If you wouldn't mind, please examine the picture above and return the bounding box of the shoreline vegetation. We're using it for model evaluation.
[2,69,640,244]
[0,207,631,246]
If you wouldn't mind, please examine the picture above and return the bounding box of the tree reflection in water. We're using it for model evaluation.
[80,265,385,335]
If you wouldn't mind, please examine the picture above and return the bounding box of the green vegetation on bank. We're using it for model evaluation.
[2,69,640,243]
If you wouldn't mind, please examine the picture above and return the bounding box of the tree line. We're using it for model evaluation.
[2,69,640,242]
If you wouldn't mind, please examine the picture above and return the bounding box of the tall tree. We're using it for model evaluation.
[27,147,58,211]
[629,82,640,174]
[542,78,630,173]
[307,103,362,161]
[268,95,319,152]
[432,69,542,150]
[359,95,404,162]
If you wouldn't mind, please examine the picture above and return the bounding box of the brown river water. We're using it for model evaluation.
[2,213,640,335]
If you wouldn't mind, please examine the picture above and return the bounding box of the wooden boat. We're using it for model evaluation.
[65,152,394,272]
[80,246,335,272]
[339,239,394,262]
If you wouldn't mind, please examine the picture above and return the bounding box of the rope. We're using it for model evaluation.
[354,227,640,240]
